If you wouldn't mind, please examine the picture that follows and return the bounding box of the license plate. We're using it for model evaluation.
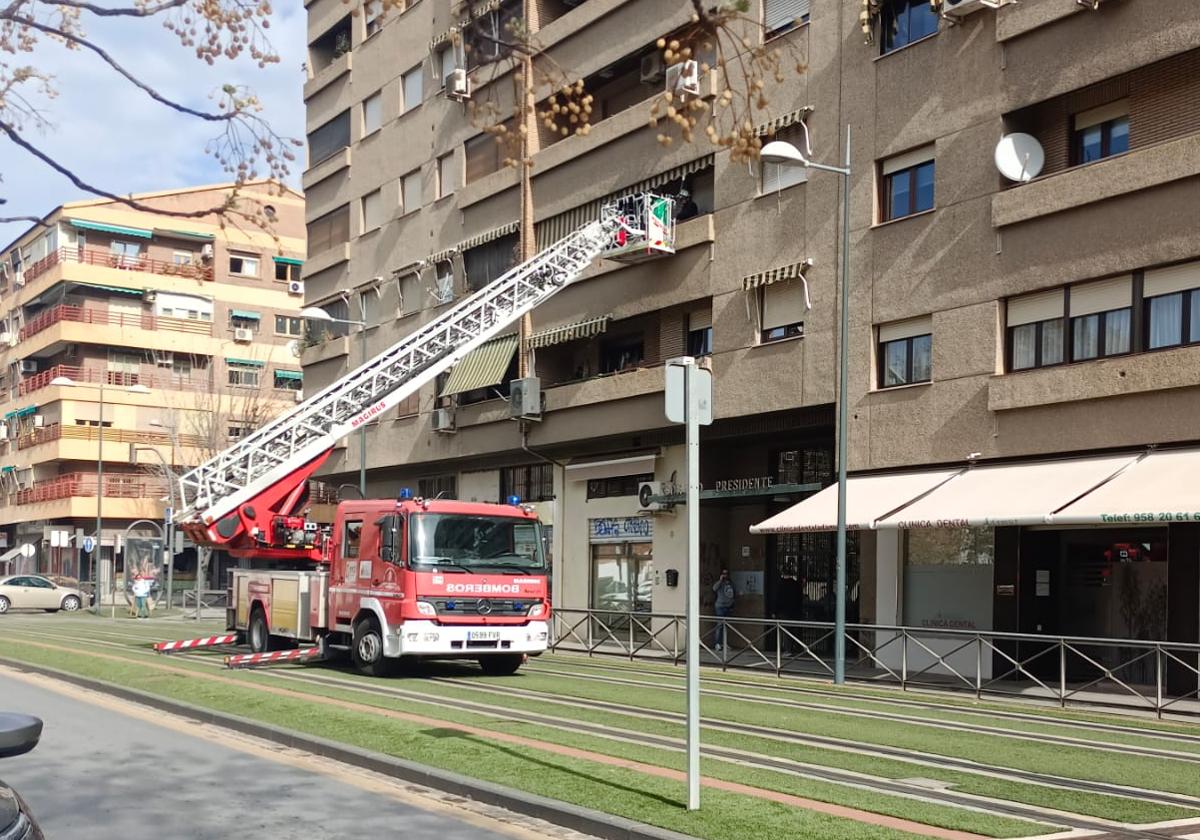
[468,630,501,641]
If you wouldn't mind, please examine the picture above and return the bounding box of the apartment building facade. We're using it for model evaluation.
[0,182,307,587]
[301,0,1200,663]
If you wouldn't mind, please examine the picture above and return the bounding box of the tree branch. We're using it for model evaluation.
[24,0,189,17]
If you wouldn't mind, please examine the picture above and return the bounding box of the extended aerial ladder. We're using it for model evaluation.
[176,196,671,553]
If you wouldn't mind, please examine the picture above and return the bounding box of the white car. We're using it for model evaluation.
[0,574,84,614]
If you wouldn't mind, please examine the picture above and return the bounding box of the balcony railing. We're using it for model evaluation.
[15,422,206,452]
[18,364,212,397]
[18,303,213,343]
[23,246,214,283]
[12,472,168,505]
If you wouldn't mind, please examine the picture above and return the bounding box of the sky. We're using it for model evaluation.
[0,1,308,241]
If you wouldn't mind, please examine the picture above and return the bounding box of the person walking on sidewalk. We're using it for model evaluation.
[132,573,151,619]
[712,570,736,651]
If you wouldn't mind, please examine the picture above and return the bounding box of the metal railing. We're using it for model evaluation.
[18,364,213,397]
[15,422,206,451]
[23,246,214,283]
[550,608,1200,717]
[9,472,168,505]
[18,303,213,342]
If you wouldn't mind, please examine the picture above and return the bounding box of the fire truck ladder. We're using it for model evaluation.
[176,205,626,533]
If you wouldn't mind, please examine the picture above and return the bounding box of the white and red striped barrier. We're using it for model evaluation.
[224,647,324,669]
[154,634,239,653]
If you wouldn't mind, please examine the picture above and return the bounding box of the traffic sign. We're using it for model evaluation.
[665,357,712,426]
[164,506,173,526]
[82,536,95,553]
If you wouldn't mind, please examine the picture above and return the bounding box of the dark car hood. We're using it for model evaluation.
[0,779,20,832]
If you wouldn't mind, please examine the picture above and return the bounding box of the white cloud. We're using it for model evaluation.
[1,2,307,239]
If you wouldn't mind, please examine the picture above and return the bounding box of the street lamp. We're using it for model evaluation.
[50,375,151,614]
[301,304,368,497]
[760,125,852,685]
[136,428,178,610]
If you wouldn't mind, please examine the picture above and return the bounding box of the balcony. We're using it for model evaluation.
[17,364,210,398]
[15,422,205,453]
[19,304,214,344]
[24,246,213,284]
[11,472,168,506]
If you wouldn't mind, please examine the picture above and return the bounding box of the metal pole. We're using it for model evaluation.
[834,124,851,684]
[685,359,700,811]
[358,302,367,498]
[93,379,104,615]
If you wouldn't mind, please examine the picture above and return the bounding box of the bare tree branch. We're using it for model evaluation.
[17,0,189,16]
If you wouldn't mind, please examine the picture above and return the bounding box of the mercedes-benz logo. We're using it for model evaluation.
[476,600,493,615]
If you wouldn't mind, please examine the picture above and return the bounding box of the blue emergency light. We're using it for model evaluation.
[507,494,521,506]
[398,487,413,500]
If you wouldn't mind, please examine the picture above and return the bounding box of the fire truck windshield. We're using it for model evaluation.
[409,514,546,572]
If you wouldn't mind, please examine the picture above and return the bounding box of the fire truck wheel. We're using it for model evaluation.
[352,617,394,677]
[478,654,523,676]
[248,608,273,653]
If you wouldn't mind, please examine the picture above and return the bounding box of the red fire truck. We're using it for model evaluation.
[173,196,670,676]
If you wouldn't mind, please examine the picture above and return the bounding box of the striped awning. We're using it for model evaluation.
[743,261,811,291]
[440,333,519,396]
[69,219,153,239]
[458,220,518,252]
[526,315,610,349]
[429,248,457,265]
[757,107,814,137]
[535,155,714,249]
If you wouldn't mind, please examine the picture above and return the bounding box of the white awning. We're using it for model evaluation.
[750,469,959,533]
[1049,448,1200,525]
[565,452,657,483]
[876,454,1138,529]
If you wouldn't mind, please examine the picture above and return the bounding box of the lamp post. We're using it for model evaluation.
[136,431,177,611]
[760,125,852,684]
[302,305,368,497]
[50,375,151,614]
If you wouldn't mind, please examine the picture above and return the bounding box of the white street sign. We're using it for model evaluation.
[665,357,712,426]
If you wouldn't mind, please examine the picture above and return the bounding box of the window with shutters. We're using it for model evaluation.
[1071,101,1130,166]
[762,123,809,193]
[361,188,385,232]
[1069,276,1132,362]
[362,91,383,136]
[308,111,350,166]
[880,146,935,222]
[877,316,932,387]
[1007,289,1066,371]
[464,234,517,292]
[764,0,810,38]
[1145,261,1200,350]
[400,170,422,215]
[687,307,712,357]
[464,129,507,184]
[307,204,350,255]
[760,282,805,343]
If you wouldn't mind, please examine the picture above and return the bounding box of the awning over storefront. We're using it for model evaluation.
[439,334,518,397]
[874,454,1137,529]
[69,219,153,239]
[526,315,610,349]
[1049,448,1200,525]
[751,469,959,533]
[566,452,658,483]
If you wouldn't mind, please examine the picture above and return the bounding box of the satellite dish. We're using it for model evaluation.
[994,133,1045,183]
[288,339,303,359]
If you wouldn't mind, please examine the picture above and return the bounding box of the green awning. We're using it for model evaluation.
[0,466,13,473]
[71,281,144,296]
[440,334,519,397]
[225,358,265,367]
[69,219,153,239]
[273,256,304,266]
[527,315,610,349]
[274,369,303,381]
[13,406,36,418]
[154,228,215,242]
[3,411,15,420]
[230,309,261,320]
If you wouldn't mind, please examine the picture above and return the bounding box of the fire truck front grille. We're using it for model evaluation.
[431,598,529,616]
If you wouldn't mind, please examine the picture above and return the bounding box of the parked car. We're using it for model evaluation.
[0,575,85,614]
[0,713,45,839]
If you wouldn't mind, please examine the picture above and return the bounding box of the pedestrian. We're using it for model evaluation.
[711,569,735,651]
[132,573,151,619]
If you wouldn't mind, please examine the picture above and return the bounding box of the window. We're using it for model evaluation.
[465,129,506,184]
[437,152,456,199]
[418,475,457,499]
[308,110,351,165]
[364,0,382,37]
[229,253,259,277]
[687,308,712,357]
[402,65,423,113]
[228,423,251,440]
[274,369,303,390]
[227,361,262,388]
[401,170,422,215]
[229,310,260,331]
[433,260,454,303]
[343,520,363,558]
[275,314,303,336]
[438,44,459,88]
[362,91,383,136]
[762,124,809,193]
[501,463,554,503]
[1069,276,1131,362]
[172,251,193,265]
[600,334,644,373]
[463,234,517,292]
[764,0,810,38]
[307,204,351,255]
[274,261,301,282]
[361,189,385,232]
[398,270,423,313]
[881,147,935,222]
[880,0,939,54]
[586,473,653,500]
[1072,101,1129,166]
[1008,289,1066,371]
[878,316,932,387]
[1145,261,1200,350]
[110,240,141,268]
[760,281,806,343]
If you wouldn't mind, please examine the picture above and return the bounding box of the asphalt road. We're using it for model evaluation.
[0,670,542,840]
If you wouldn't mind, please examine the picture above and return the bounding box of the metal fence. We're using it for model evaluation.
[549,608,1200,718]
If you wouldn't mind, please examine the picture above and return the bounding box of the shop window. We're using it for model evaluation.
[418,475,457,499]
[760,281,806,343]
[464,234,517,293]
[586,473,653,500]
[1068,276,1131,362]
[501,463,554,503]
[343,520,363,558]
[308,110,350,166]
[880,0,939,54]
[903,528,994,631]
[1007,289,1066,371]
[600,334,644,373]
[590,541,653,614]
[880,147,935,222]
[877,316,932,388]
[1072,101,1129,166]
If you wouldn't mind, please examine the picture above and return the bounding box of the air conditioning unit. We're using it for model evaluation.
[942,0,1007,18]
[287,279,305,296]
[233,327,254,343]
[665,60,700,97]
[19,360,37,375]
[509,376,541,420]
[294,390,304,403]
[638,481,671,512]
[141,289,158,303]
[640,52,665,84]
[446,68,471,101]
[432,407,456,433]
[200,243,214,261]
[31,415,43,428]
